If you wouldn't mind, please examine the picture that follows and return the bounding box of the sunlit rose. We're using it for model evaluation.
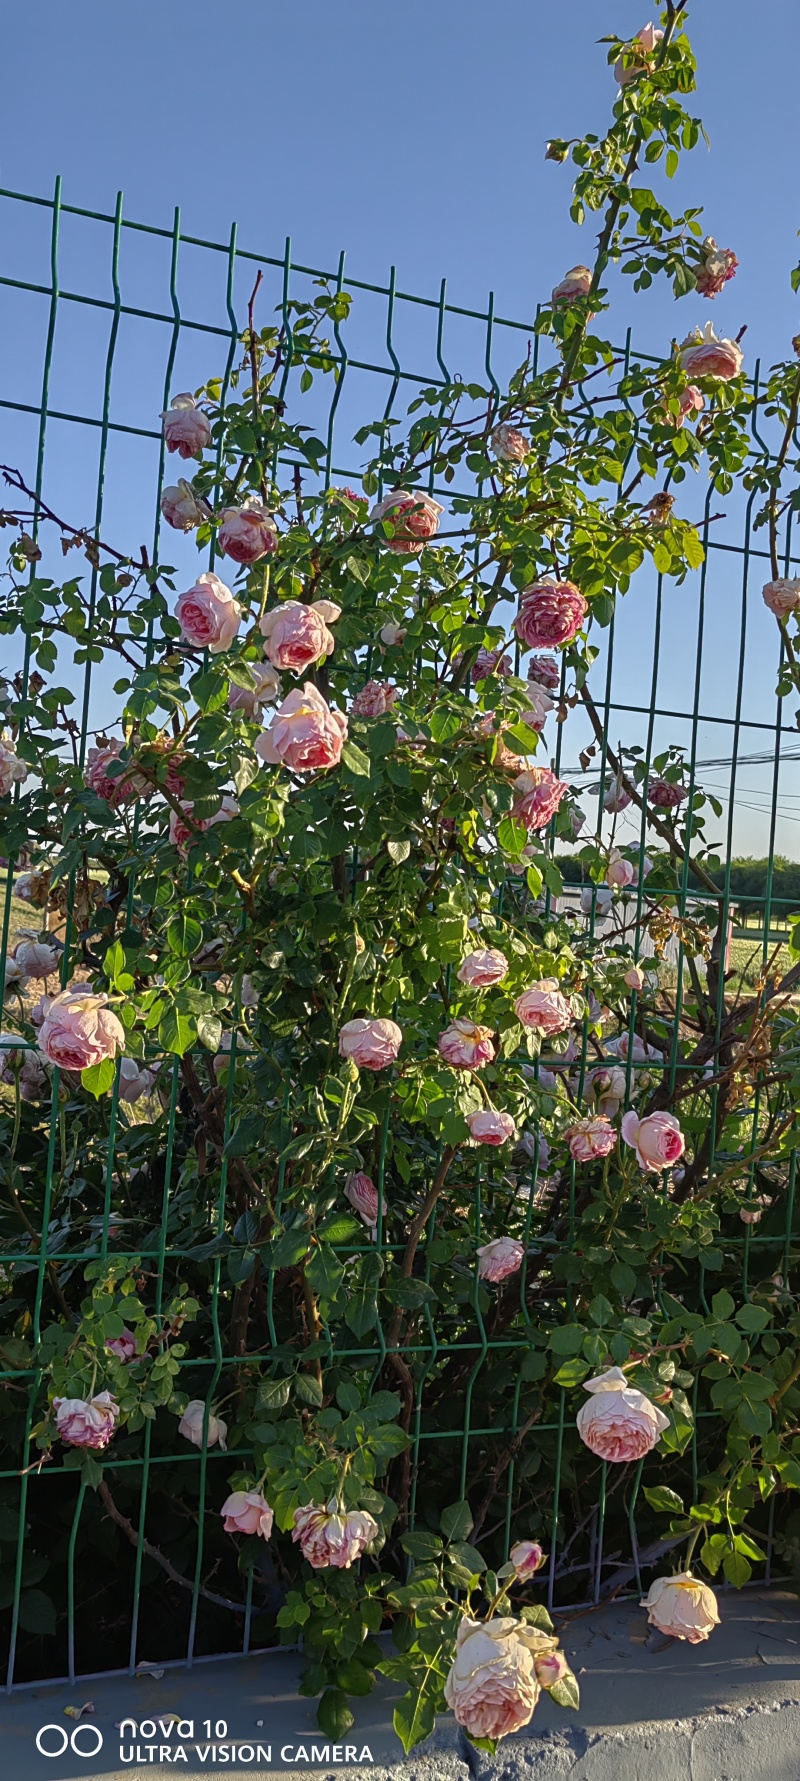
[13,940,59,980]
[38,985,124,1073]
[491,423,529,463]
[512,767,569,831]
[338,1016,403,1070]
[466,1108,517,1146]
[457,948,509,989]
[515,980,571,1035]
[160,393,212,460]
[257,684,347,773]
[641,1573,719,1643]
[515,579,587,650]
[564,1116,617,1162]
[648,777,688,810]
[606,852,635,889]
[0,737,29,795]
[614,22,664,84]
[603,772,633,812]
[218,499,278,564]
[679,322,743,381]
[621,1109,685,1173]
[86,739,150,807]
[175,572,241,654]
[228,661,282,716]
[259,600,340,673]
[438,1017,495,1070]
[527,653,561,692]
[444,1616,553,1740]
[160,479,210,531]
[577,1366,669,1463]
[551,266,592,307]
[351,679,397,717]
[763,578,800,619]
[472,647,512,683]
[694,237,738,299]
[510,1540,545,1579]
[369,489,443,554]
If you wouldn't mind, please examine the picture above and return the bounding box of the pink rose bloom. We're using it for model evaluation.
[551,265,593,307]
[515,979,571,1036]
[444,1616,545,1740]
[292,1502,379,1570]
[118,1057,158,1104]
[160,393,212,460]
[614,22,664,83]
[369,488,443,554]
[491,423,529,463]
[466,1109,517,1146]
[54,1391,120,1450]
[624,965,646,993]
[534,1650,570,1689]
[694,238,738,299]
[477,1237,525,1282]
[512,767,569,831]
[641,1573,719,1644]
[13,940,59,980]
[472,647,512,683]
[160,479,210,531]
[175,572,241,654]
[630,854,653,888]
[603,772,633,812]
[515,578,587,650]
[38,985,125,1073]
[606,853,635,890]
[228,661,282,716]
[168,796,238,853]
[523,685,554,733]
[257,684,347,773]
[763,578,800,619]
[106,1327,138,1363]
[13,870,49,905]
[527,653,560,692]
[663,385,705,428]
[221,1488,274,1540]
[351,679,398,717]
[86,739,149,807]
[438,1017,495,1070]
[679,322,743,381]
[621,1108,685,1173]
[457,948,509,989]
[178,1399,227,1450]
[0,738,27,796]
[648,777,688,810]
[577,1366,669,1464]
[338,1016,403,1070]
[259,598,340,673]
[565,1116,617,1163]
[218,498,277,564]
[380,620,407,647]
[510,1540,545,1580]
[345,1171,386,1228]
[614,1031,662,1065]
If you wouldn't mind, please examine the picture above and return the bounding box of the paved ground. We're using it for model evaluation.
[5,1588,800,1780]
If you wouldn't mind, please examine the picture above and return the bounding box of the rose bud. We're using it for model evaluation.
[534,1650,570,1689]
[160,393,211,460]
[514,980,572,1036]
[217,498,277,564]
[472,647,512,683]
[338,1016,403,1070]
[291,1502,378,1569]
[369,489,443,554]
[345,1171,386,1228]
[160,479,210,531]
[577,1366,669,1463]
[515,578,587,650]
[477,1238,525,1282]
[603,772,633,812]
[178,1399,227,1450]
[641,1573,720,1644]
[175,572,241,654]
[621,1109,685,1173]
[606,853,635,890]
[679,323,743,381]
[379,620,407,647]
[465,1109,517,1146]
[624,965,646,993]
[614,22,664,85]
[13,940,59,980]
[510,1539,546,1579]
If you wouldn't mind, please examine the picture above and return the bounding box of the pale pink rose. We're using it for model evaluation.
[512,767,569,831]
[13,940,59,980]
[621,1108,685,1173]
[568,805,586,839]
[291,1502,378,1569]
[624,965,646,993]
[585,1065,628,1120]
[256,683,347,772]
[630,854,653,887]
[351,679,398,717]
[614,21,664,83]
[614,1031,662,1064]
[228,661,282,715]
[259,599,340,672]
[221,1488,274,1540]
[565,1116,617,1163]
[648,777,688,810]
[444,1616,544,1740]
[218,499,277,564]
[694,238,738,299]
[466,1108,517,1146]
[457,948,509,989]
[13,870,49,905]
[54,1391,120,1450]
[491,423,529,463]
[438,1017,495,1070]
[380,620,407,647]
[577,1366,669,1463]
[345,1171,386,1228]
[472,647,512,683]
[534,1650,570,1689]
[118,1056,157,1104]
[477,1238,525,1282]
[527,653,560,692]
[523,685,554,732]
[641,1573,719,1643]
[178,1399,227,1450]
[0,1041,47,1101]
[739,1196,770,1225]
[86,739,149,807]
[175,572,241,654]
[0,738,28,796]
[606,853,635,890]
[338,1016,403,1070]
[38,985,125,1073]
[369,489,443,554]
[106,1327,138,1363]
[168,796,237,853]
[604,772,633,812]
[763,578,800,619]
[662,385,705,428]
[551,266,593,307]
[515,579,587,649]
[510,1540,545,1579]
[160,479,210,531]
[160,393,212,460]
[679,322,743,381]
[515,980,571,1036]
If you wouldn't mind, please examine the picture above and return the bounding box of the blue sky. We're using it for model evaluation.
[1,0,799,862]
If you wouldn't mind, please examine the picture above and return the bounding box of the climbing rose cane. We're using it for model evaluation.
[641,1573,720,1643]
[577,1366,669,1462]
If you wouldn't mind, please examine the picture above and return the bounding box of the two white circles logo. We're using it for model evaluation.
[36,1724,104,1758]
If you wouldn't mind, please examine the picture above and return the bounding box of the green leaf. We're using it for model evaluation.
[305,1246,344,1297]
[166,914,202,956]
[548,1324,585,1356]
[344,1252,382,1338]
[610,1261,637,1297]
[549,1669,580,1710]
[735,1304,770,1333]
[520,1603,554,1632]
[644,1486,685,1515]
[387,838,411,863]
[342,739,371,778]
[197,1013,223,1052]
[316,1687,354,1740]
[81,1057,117,1099]
[335,1380,361,1414]
[18,1588,57,1637]
[722,1548,751,1588]
[711,1290,735,1321]
[293,1372,323,1408]
[256,1376,291,1412]
[448,1540,487,1575]
[393,1688,436,1755]
[441,1500,473,1541]
[157,1006,197,1056]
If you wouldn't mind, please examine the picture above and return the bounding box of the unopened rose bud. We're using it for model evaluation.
[18,533,42,562]
[545,140,570,163]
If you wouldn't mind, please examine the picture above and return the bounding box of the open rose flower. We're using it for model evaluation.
[160,393,211,459]
[257,684,347,773]
[551,265,592,307]
[614,21,664,84]
[13,940,59,980]
[580,882,612,916]
[338,1016,402,1070]
[54,1391,120,1450]
[510,1540,545,1580]
[221,1489,274,1540]
[515,980,571,1036]
[259,599,340,672]
[106,1327,138,1363]
[694,237,738,299]
[648,777,688,810]
[477,1237,525,1282]
[603,772,633,812]
[491,423,529,463]
[606,852,635,890]
[438,1017,495,1070]
[466,1108,517,1146]
[565,1116,617,1163]
[577,1366,669,1463]
[380,620,407,647]
[178,1399,227,1450]
[13,869,50,906]
[641,1573,720,1644]
[369,488,443,554]
[472,647,511,683]
[169,796,237,853]
[586,1065,628,1119]
[228,661,282,716]
[38,985,124,1073]
[160,479,210,531]
[0,737,29,795]
[292,1502,378,1570]
[351,679,397,717]
[614,1031,663,1065]
[662,385,705,428]
[345,1171,386,1228]
[86,739,149,806]
[515,578,587,650]
[763,578,800,619]
[621,1109,685,1173]
[457,948,509,989]
[527,653,561,692]
[522,685,554,733]
[444,1616,554,1740]
[512,767,569,831]
[175,572,241,654]
[679,322,743,381]
[218,498,277,564]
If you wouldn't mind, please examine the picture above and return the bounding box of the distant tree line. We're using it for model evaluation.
[556,855,800,923]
